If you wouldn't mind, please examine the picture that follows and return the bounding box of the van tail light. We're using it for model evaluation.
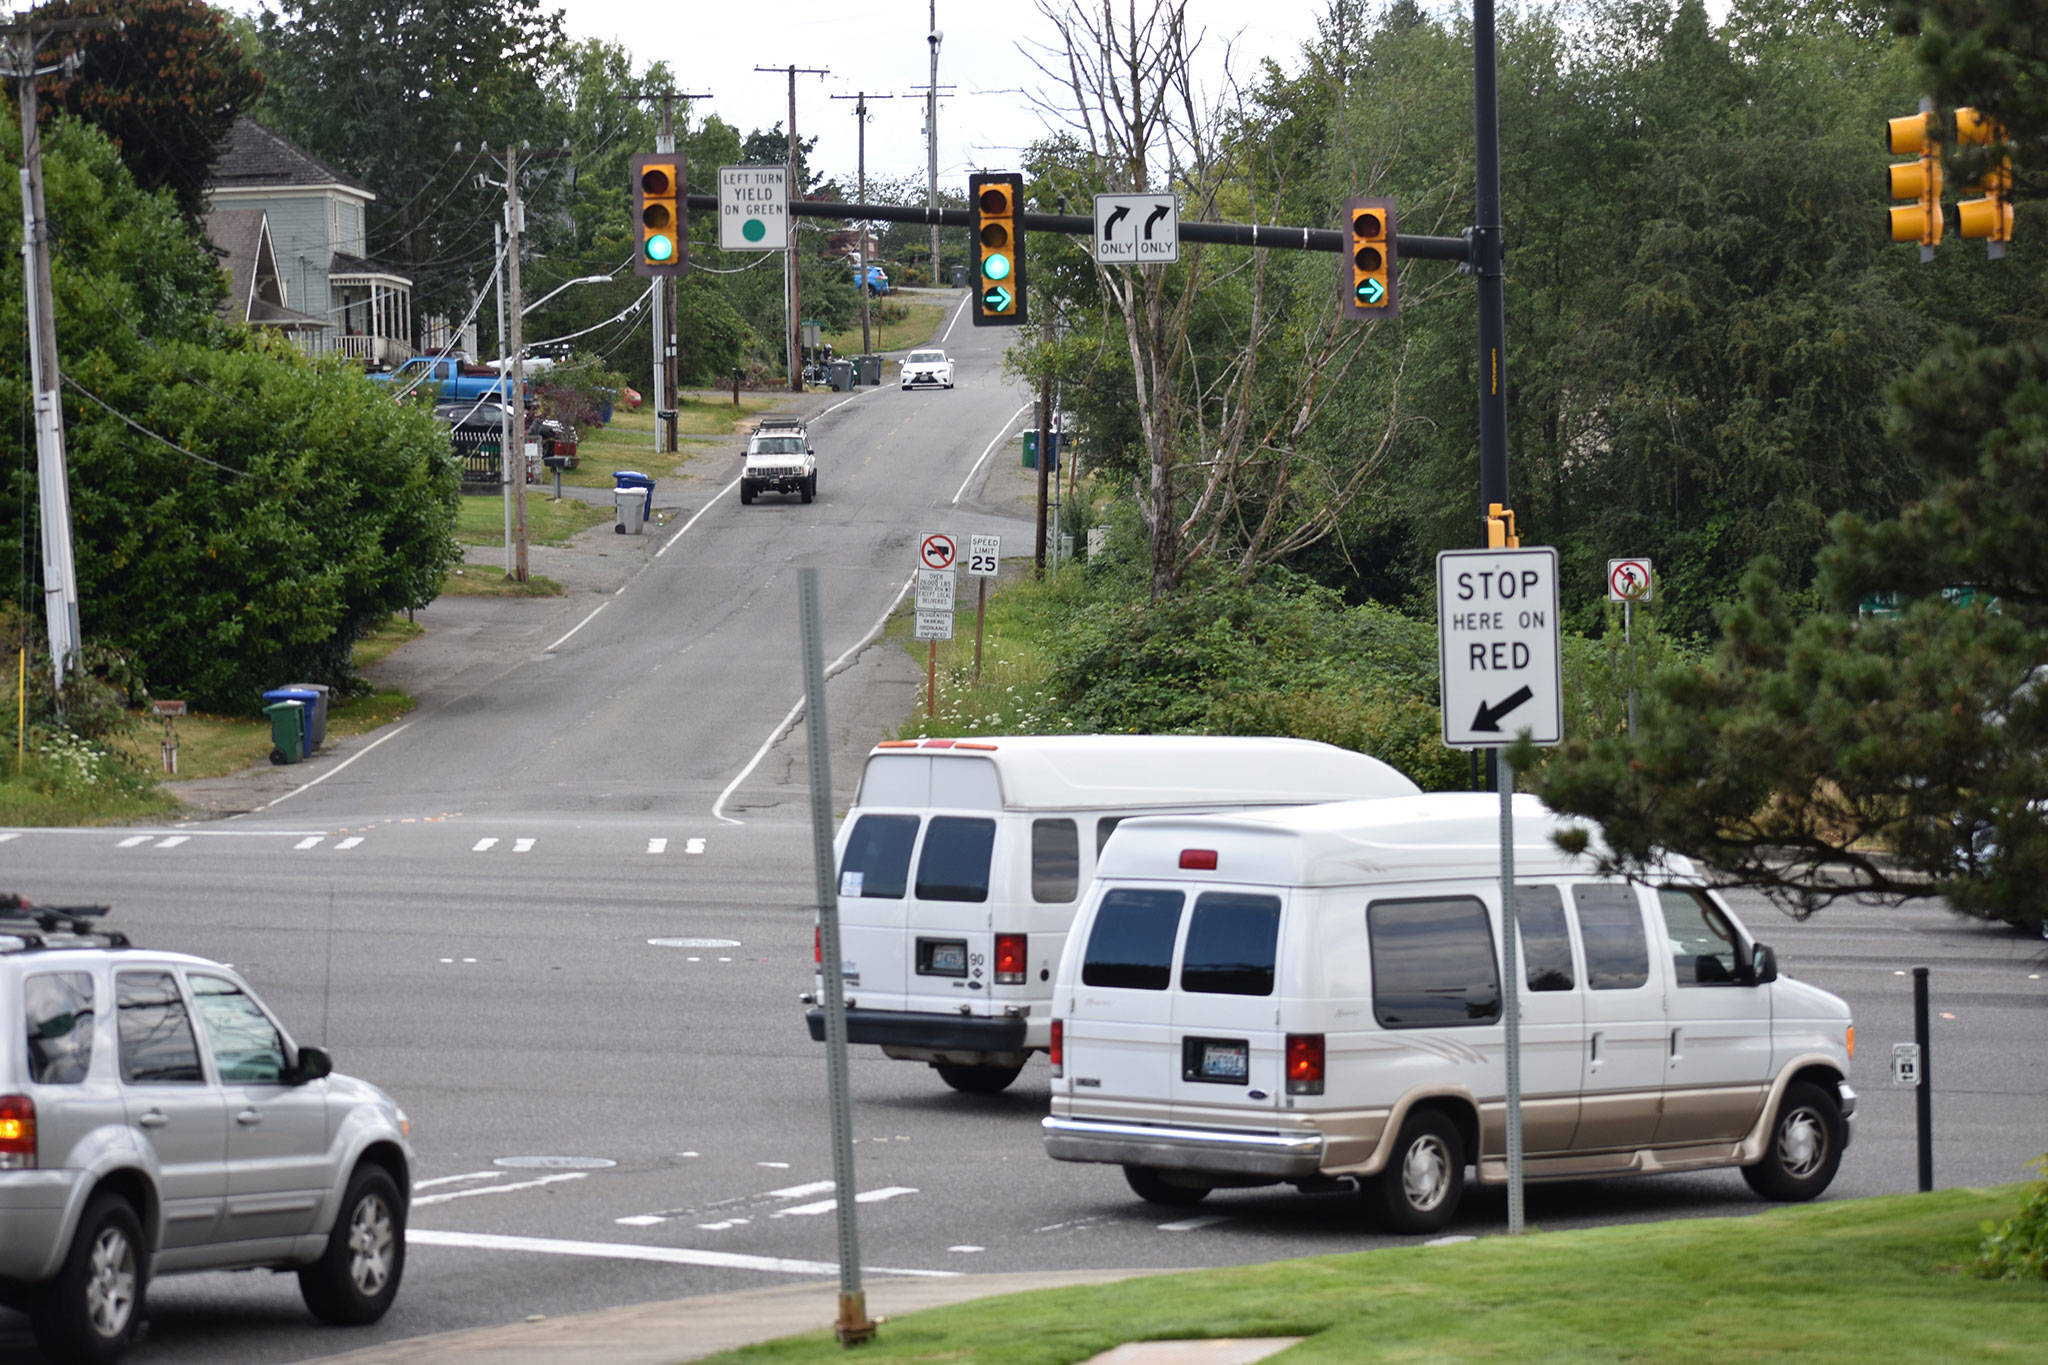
[813,925,821,967]
[994,933,1027,984]
[0,1094,35,1170]
[1050,1020,1064,1077]
[1285,1034,1325,1096]
[1179,849,1218,870]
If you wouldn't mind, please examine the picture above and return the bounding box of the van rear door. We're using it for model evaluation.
[1167,889,1287,1117]
[834,811,919,1012]
[1059,885,1187,1105]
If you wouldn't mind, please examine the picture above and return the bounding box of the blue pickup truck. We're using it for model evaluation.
[368,356,521,404]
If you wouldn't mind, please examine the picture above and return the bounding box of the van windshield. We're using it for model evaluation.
[914,816,997,902]
[840,814,918,898]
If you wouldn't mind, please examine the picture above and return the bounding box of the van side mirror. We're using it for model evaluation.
[1748,944,1778,985]
[290,1045,333,1084]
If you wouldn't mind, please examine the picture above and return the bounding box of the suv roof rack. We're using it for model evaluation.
[0,897,130,953]
[754,417,806,433]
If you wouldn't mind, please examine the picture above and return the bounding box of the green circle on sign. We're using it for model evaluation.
[742,218,766,243]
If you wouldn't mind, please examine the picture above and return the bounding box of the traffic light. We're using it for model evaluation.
[1886,108,1942,261]
[1954,107,2014,259]
[1485,503,1519,549]
[969,172,1027,327]
[632,153,687,278]
[1338,197,1399,321]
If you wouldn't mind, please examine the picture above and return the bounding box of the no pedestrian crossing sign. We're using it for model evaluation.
[1437,547,1563,748]
[718,166,788,251]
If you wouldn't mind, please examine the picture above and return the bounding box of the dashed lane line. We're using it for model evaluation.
[414,1171,506,1191]
[772,1187,919,1218]
[411,1172,587,1207]
[1157,1215,1232,1232]
[404,1228,959,1279]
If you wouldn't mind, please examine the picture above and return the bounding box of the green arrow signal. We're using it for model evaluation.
[981,284,1014,312]
[1356,277,1385,306]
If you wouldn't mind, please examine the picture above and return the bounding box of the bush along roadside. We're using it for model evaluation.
[1975,1154,2048,1281]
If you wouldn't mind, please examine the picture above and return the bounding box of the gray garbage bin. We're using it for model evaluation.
[614,487,646,534]
[283,682,331,752]
[858,355,882,387]
[951,266,967,288]
[828,360,853,392]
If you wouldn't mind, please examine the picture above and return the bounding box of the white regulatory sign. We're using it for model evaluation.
[918,532,957,570]
[1437,547,1563,748]
[1093,193,1179,265]
[915,569,956,611]
[718,166,788,251]
[1891,1042,1921,1088]
[967,534,1000,577]
[913,609,954,641]
[1607,557,1653,604]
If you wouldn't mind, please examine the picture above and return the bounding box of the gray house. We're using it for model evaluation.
[206,118,414,367]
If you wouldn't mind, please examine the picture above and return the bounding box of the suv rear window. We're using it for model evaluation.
[1081,888,1185,990]
[914,816,997,902]
[24,971,96,1085]
[1180,893,1282,996]
[117,971,204,1084]
[1368,896,1502,1028]
[839,814,918,898]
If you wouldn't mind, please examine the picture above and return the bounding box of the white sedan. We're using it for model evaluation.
[900,349,954,390]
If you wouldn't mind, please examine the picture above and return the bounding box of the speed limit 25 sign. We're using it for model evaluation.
[967,534,1000,577]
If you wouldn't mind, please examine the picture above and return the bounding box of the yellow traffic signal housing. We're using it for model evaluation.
[633,154,687,278]
[1339,196,1399,321]
[1485,503,1519,549]
[1887,110,1943,259]
[1954,107,2014,258]
[969,172,1027,327]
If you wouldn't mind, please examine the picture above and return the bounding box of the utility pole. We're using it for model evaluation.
[830,91,895,356]
[505,142,531,584]
[926,9,943,284]
[757,64,828,393]
[494,219,513,575]
[4,11,112,692]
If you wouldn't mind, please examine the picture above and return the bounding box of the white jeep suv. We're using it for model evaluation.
[0,897,413,1363]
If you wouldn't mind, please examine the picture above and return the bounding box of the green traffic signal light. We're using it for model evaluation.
[982,252,1011,281]
[645,234,675,263]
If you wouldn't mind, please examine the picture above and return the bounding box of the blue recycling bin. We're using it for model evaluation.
[261,687,321,757]
[612,470,655,521]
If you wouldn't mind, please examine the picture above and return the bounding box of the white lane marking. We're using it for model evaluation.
[414,1171,506,1191]
[951,402,1036,505]
[155,836,190,849]
[756,1162,791,1169]
[614,1215,666,1227]
[294,836,324,851]
[765,1181,837,1200]
[411,1172,587,1207]
[1157,1215,1231,1233]
[949,1245,985,1253]
[938,290,971,343]
[250,720,414,814]
[686,837,706,854]
[655,475,743,559]
[118,835,151,848]
[472,837,499,853]
[405,1228,959,1279]
[546,601,608,653]
[647,837,668,854]
[697,1218,749,1231]
[711,572,917,826]
[513,837,536,853]
[335,836,364,850]
[0,832,19,843]
[773,1187,919,1218]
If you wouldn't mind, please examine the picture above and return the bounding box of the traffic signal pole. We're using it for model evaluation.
[1473,0,1509,525]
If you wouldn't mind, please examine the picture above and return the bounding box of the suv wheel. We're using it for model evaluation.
[739,481,756,505]
[1742,1080,1843,1202]
[299,1164,405,1325]
[1369,1107,1464,1233]
[800,473,815,504]
[32,1192,145,1365]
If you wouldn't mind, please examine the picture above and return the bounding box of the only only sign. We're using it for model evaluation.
[1437,547,1563,748]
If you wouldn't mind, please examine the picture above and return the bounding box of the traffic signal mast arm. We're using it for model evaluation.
[679,193,1474,262]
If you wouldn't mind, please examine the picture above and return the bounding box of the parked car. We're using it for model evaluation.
[900,349,953,390]
[854,264,891,295]
[1043,795,1856,1231]
[0,897,413,1363]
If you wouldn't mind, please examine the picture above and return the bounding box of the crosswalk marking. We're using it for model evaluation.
[294,836,324,850]
[513,837,536,853]
[648,838,668,854]
[686,837,706,854]
[335,836,363,850]
[473,838,498,852]
[155,835,189,849]
[117,835,151,848]
[772,1186,919,1218]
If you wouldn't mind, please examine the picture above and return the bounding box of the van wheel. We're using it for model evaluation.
[932,1062,1022,1094]
[1124,1165,1211,1207]
[1742,1080,1843,1202]
[1370,1108,1464,1233]
[31,1191,146,1365]
[299,1164,405,1325]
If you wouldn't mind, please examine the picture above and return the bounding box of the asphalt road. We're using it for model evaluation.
[3,303,2046,1362]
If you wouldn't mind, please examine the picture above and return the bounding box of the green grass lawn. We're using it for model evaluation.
[454,489,610,546]
[822,297,948,356]
[553,397,788,488]
[702,1186,2047,1364]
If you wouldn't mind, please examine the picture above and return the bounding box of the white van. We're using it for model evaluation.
[804,736,1421,1093]
[1043,794,1856,1230]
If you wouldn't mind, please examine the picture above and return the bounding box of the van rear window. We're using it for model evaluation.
[914,816,997,902]
[1181,893,1282,996]
[1081,888,1185,990]
[840,814,918,898]
[1367,896,1502,1028]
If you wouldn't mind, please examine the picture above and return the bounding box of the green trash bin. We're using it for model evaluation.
[264,701,305,765]
[1022,430,1037,469]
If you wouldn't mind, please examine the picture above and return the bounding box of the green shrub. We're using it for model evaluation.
[1974,1155,2048,1281]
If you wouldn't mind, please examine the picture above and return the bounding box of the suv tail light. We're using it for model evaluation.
[0,1094,35,1170]
[994,933,1027,984]
[1050,1020,1063,1077]
[1285,1034,1325,1096]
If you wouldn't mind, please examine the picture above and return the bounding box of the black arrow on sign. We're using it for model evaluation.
[1144,204,1169,239]
[1471,685,1534,733]
[1102,205,1129,241]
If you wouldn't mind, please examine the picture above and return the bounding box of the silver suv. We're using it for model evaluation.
[0,898,413,1364]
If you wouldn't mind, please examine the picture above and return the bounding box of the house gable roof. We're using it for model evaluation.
[212,117,373,198]
[204,207,327,332]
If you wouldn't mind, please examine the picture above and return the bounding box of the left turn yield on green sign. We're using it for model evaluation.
[719,166,788,250]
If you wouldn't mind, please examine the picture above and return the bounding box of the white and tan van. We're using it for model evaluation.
[804,736,1421,1093]
[1043,794,1856,1230]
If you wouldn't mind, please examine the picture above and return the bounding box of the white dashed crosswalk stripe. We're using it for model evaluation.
[647,838,668,854]
[294,836,324,851]
[772,1187,918,1218]
[117,835,152,848]
[472,838,498,852]
[686,837,706,854]
[335,837,363,850]
[155,836,189,849]
[513,837,536,853]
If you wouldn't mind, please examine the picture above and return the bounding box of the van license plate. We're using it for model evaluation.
[1183,1037,1249,1084]
[918,938,969,977]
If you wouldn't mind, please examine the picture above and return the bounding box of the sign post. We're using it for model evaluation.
[1437,545,1562,1236]
[1606,558,1653,738]
[967,534,999,683]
